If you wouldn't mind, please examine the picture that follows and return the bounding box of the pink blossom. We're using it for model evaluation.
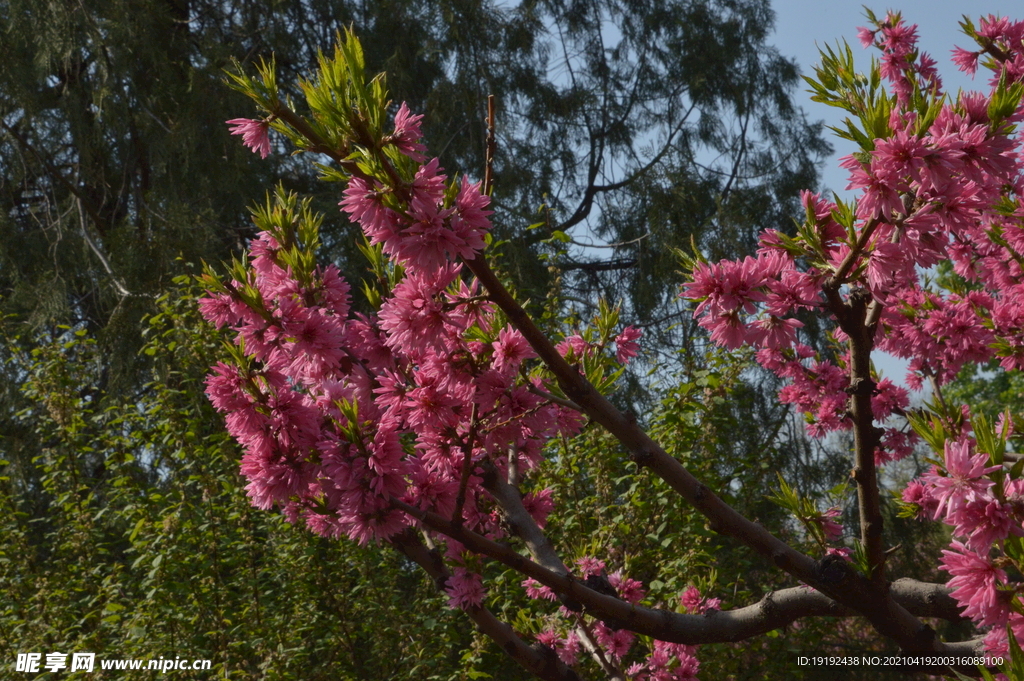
[608,571,646,604]
[522,577,558,601]
[198,294,238,329]
[826,547,853,562]
[450,176,492,252]
[952,47,981,75]
[698,310,748,349]
[492,327,535,373]
[857,26,876,48]
[575,556,606,577]
[923,440,999,521]
[536,630,580,666]
[939,541,1009,628]
[446,568,486,610]
[997,412,1014,439]
[748,315,803,349]
[389,102,426,161]
[818,508,844,541]
[226,118,271,158]
[339,176,399,246]
[949,497,1013,552]
[593,622,634,659]
[555,334,592,360]
[521,488,555,528]
[558,632,581,666]
[871,379,909,420]
[614,325,642,364]
[680,586,701,613]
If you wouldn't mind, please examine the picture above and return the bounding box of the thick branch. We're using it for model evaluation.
[845,288,886,586]
[487,463,966,627]
[889,579,966,622]
[394,499,971,656]
[483,462,565,572]
[390,529,583,681]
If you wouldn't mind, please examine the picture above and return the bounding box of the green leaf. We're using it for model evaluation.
[129,519,146,543]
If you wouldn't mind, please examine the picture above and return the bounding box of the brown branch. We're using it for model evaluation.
[460,254,950,654]
[483,460,563,572]
[844,289,886,587]
[392,498,973,656]
[390,529,584,681]
[487,464,966,640]
[451,403,479,526]
[889,579,966,622]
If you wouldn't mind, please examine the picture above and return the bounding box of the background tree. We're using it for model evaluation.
[0,0,829,518]
[0,0,827,378]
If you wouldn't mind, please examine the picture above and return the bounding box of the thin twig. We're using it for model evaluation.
[484,95,496,196]
[451,403,480,526]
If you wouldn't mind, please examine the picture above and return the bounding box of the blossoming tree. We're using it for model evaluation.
[201,13,1024,679]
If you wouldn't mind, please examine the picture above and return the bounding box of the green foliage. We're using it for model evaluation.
[0,277,528,680]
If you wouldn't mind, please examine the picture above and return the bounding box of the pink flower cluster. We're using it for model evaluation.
[858,12,941,104]
[680,585,721,615]
[446,568,486,610]
[951,16,1024,83]
[682,12,1024,460]
[683,11,1024,653]
[202,233,575,551]
[816,508,844,542]
[904,436,1024,652]
[340,160,491,274]
[208,101,648,628]
[625,641,700,681]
